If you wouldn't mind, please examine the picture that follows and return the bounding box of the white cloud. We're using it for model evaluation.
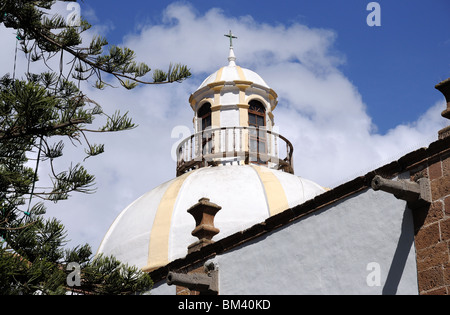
[2,3,447,251]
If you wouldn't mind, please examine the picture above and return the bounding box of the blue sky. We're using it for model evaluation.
[83,0,450,134]
[2,1,448,250]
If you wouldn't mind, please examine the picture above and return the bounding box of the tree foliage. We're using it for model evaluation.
[0,0,189,294]
[0,217,153,295]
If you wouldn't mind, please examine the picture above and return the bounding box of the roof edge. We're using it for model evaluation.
[147,135,450,283]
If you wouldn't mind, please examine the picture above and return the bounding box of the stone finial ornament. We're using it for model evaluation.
[187,198,221,253]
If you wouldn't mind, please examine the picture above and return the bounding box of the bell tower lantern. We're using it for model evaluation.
[177,31,294,176]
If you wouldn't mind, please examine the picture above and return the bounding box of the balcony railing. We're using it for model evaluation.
[176,126,294,176]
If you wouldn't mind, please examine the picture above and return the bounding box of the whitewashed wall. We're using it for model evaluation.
[151,188,419,295]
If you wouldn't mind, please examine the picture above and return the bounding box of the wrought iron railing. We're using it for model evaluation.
[176,126,294,176]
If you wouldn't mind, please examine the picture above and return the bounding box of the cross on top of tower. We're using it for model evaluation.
[224,30,237,66]
[224,30,237,48]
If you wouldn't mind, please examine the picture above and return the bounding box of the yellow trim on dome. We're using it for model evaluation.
[251,165,289,216]
[214,67,225,83]
[144,172,190,272]
[236,66,247,81]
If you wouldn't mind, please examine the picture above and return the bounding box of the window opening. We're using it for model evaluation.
[198,103,212,155]
[248,100,267,164]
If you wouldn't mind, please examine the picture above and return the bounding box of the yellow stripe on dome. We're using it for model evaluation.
[251,165,289,216]
[214,67,225,83]
[236,66,247,81]
[143,172,190,272]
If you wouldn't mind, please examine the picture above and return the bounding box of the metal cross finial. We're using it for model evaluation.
[224,30,237,48]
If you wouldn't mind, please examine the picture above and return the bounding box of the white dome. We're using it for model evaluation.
[97,165,325,271]
[197,47,270,90]
[198,64,270,90]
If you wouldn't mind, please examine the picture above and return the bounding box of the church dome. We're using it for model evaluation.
[97,165,325,271]
[97,32,326,273]
[198,64,270,90]
[197,45,270,91]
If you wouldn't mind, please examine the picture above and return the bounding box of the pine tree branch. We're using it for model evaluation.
[0,220,37,231]
[32,25,189,86]
[0,118,87,141]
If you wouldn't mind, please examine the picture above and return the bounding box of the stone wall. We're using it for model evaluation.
[412,151,450,294]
